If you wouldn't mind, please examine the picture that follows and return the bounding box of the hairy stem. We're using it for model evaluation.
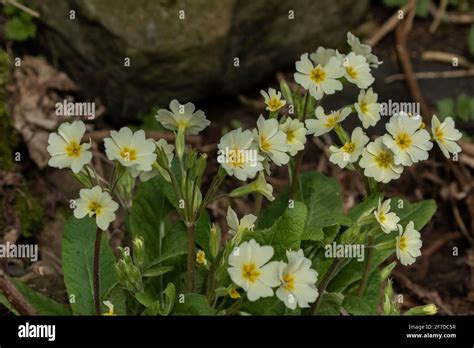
[186,224,196,292]
[289,150,304,201]
[357,234,375,297]
[308,258,342,315]
[93,228,102,315]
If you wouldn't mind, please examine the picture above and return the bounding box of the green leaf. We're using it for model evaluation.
[143,265,174,278]
[343,295,373,315]
[62,216,118,315]
[241,297,286,315]
[314,292,344,315]
[128,176,173,262]
[259,172,351,242]
[456,94,471,122]
[146,249,188,269]
[249,202,307,259]
[4,17,36,42]
[173,293,214,315]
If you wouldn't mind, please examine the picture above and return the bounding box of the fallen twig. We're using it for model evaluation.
[0,269,37,315]
[421,50,473,69]
[1,0,40,18]
[364,2,415,47]
[429,0,448,33]
[394,0,432,121]
[385,69,474,83]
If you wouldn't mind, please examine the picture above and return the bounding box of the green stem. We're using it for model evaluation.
[254,193,263,217]
[308,258,343,315]
[357,234,375,297]
[185,223,196,293]
[93,228,102,315]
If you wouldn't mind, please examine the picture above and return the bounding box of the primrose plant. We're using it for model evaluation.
[8,32,462,316]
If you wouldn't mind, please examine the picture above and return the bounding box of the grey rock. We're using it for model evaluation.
[29,0,369,123]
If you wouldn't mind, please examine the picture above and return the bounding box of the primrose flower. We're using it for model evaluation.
[227,239,280,301]
[359,137,403,183]
[230,172,275,201]
[279,118,307,156]
[226,206,257,237]
[217,128,264,181]
[73,186,119,230]
[104,127,157,173]
[431,115,462,159]
[396,221,422,266]
[254,115,290,166]
[374,199,400,234]
[354,88,381,129]
[276,250,318,310]
[347,32,382,68]
[47,121,92,173]
[343,52,374,89]
[261,88,286,112]
[382,113,433,166]
[156,99,210,135]
[310,47,339,66]
[294,53,344,100]
[329,127,369,168]
[306,106,351,137]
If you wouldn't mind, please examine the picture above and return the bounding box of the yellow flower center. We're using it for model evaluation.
[228,289,241,299]
[267,98,283,111]
[324,115,337,128]
[346,66,358,79]
[434,126,445,143]
[399,236,407,251]
[65,140,81,158]
[342,142,356,154]
[375,151,393,168]
[119,147,137,161]
[419,122,426,129]
[286,130,296,143]
[242,263,261,283]
[378,212,386,223]
[359,101,369,114]
[395,132,412,150]
[260,136,271,152]
[176,119,189,130]
[88,201,103,216]
[229,147,245,168]
[283,273,295,291]
[310,66,326,83]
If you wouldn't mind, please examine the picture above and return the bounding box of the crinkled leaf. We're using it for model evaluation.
[62,216,117,315]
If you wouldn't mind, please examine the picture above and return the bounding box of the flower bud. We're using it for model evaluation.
[404,304,438,316]
[186,149,197,171]
[279,80,293,106]
[132,236,145,269]
[195,153,207,180]
[209,223,221,258]
[229,172,274,201]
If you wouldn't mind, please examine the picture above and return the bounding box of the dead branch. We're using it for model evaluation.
[0,269,37,315]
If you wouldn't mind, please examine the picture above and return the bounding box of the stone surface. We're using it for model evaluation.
[29,0,369,123]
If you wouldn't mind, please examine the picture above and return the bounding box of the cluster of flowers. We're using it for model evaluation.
[45,31,464,309]
[216,207,318,309]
